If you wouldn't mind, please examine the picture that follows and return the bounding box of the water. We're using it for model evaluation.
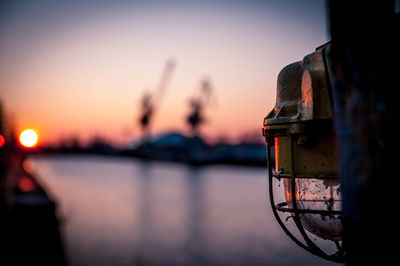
[32,155,340,266]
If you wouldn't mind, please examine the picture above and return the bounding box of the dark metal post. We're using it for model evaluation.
[327,1,399,264]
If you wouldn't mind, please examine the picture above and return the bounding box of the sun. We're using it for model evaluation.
[19,129,38,148]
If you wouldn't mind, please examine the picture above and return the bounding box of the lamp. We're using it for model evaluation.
[263,43,345,263]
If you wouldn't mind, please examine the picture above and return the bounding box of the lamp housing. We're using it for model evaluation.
[263,43,345,263]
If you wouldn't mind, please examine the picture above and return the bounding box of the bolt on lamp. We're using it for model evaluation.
[263,43,345,263]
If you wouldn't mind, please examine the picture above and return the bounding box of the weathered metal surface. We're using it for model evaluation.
[264,46,333,133]
[264,61,304,125]
[263,44,344,263]
[327,1,399,264]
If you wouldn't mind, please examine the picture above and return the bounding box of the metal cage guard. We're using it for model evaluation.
[266,135,345,263]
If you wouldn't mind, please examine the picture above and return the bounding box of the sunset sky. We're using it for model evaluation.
[0,0,328,146]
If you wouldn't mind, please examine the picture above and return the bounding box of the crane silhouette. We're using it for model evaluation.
[186,77,215,136]
[138,59,176,139]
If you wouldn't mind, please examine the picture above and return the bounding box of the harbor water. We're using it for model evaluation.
[32,155,340,266]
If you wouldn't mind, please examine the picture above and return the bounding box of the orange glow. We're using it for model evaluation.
[301,71,313,120]
[23,159,36,173]
[284,178,292,203]
[19,129,38,148]
[0,134,5,147]
[274,137,279,173]
[19,177,35,192]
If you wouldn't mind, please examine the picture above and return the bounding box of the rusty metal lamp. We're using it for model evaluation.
[263,44,345,263]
